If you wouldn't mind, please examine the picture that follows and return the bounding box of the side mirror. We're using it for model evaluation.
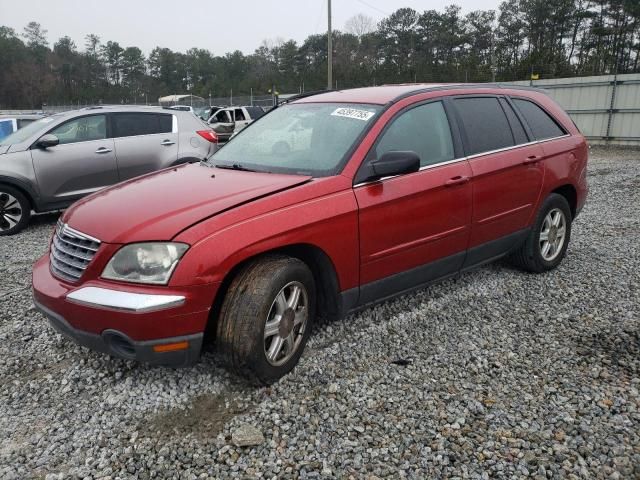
[36,134,59,149]
[370,151,420,179]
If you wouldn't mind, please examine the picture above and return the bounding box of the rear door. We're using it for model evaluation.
[355,100,472,304]
[452,96,545,267]
[111,112,178,179]
[30,113,118,205]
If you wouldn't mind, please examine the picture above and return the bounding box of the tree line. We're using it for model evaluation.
[0,0,638,109]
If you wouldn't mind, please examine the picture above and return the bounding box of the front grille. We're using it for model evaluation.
[50,221,101,282]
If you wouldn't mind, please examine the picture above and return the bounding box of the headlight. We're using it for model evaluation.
[102,243,188,285]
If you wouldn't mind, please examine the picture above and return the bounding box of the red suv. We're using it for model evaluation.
[32,84,588,383]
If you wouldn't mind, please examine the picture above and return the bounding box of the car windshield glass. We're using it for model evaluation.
[0,115,61,146]
[209,103,381,176]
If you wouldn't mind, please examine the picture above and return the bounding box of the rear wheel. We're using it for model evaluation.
[509,193,572,273]
[216,255,316,384]
[0,185,31,236]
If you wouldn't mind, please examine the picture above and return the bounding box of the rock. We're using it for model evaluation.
[231,424,265,447]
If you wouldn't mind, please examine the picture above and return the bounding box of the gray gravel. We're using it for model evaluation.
[1,147,639,479]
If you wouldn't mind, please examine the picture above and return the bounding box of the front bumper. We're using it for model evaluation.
[34,299,203,367]
[32,255,219,367]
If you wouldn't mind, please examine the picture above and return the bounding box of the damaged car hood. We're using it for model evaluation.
[62,163,311,243]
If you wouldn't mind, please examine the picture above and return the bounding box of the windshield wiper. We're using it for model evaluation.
[214,163,258,172]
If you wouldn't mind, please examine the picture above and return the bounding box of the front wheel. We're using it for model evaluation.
[216,255,316,384]
[509,193,572,273]
[0,186,31,236]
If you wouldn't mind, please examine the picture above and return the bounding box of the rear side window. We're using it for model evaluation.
[373,101,454,167]
[500,99,529,145]
[245,107,265,119]
[112,113,173,138]
[234,109,246,121]
[512,99,566,140]
[454,97,515,155]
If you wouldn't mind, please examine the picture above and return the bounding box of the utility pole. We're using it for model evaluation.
[327,0,332,90]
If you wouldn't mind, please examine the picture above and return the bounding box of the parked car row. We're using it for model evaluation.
[28,84,589,384]
[0,106,217,235]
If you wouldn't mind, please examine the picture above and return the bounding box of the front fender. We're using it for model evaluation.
[170,180,359,293]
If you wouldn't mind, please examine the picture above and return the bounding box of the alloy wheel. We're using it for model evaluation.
[539,208,567,262]
[0,192,23,232]
[263,281,309,366]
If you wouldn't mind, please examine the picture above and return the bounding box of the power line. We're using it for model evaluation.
[354,0,389,17]
[313,0,325,34]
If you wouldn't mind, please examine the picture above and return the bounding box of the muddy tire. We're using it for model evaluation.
[509,193,572,273]
[216,255,316,384]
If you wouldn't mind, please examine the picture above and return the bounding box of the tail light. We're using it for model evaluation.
[197,130,218,143]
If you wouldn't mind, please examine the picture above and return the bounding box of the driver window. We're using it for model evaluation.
[50,115,107,145]
[373,102,454,167]
[214,110,230,123]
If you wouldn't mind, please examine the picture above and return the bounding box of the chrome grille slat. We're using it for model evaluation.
[50,222,101,282]
[50,256,82,278]
[52,235,95,261]
[51,248,90,271]
[55,229,99,251]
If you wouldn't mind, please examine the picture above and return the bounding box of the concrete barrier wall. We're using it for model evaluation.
[505,74,640,146]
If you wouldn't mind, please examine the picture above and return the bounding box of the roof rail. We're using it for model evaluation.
[392,82,548,102]
[279,89,334,105]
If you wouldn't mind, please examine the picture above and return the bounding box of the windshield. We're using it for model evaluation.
[0,115,60,146]
[210,103,381,176]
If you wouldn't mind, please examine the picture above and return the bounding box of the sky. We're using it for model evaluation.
[0,0,499,55]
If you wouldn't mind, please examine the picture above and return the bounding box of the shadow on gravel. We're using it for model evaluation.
[138,390,254,441]
[575,326,640,376]
[27,212,61,228]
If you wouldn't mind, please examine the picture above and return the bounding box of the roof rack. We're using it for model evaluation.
[392,83,548,102]
[278,89,334,105]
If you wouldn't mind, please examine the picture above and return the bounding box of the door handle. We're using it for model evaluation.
[95,147,112,154]
[444,175,470,187]
[524,155,542,164]
[161,140,175,146]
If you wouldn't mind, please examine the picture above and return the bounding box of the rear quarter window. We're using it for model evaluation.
[512,98,566,140]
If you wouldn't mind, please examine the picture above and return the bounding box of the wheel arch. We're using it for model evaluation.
[205,243,343,342]
[0,177,36,210]
[551,184,577,219]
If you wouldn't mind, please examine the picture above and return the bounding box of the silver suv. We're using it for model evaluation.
[0,106,217,235]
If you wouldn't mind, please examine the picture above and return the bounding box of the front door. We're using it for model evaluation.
[354,101,473,305]
[31,114,118,206]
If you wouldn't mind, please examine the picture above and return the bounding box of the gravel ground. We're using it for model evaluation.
[1,147,639,479]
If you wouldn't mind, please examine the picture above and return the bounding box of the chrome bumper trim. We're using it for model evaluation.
[66,287,185,313]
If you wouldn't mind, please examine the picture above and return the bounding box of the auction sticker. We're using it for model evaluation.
[331,107,375,121]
